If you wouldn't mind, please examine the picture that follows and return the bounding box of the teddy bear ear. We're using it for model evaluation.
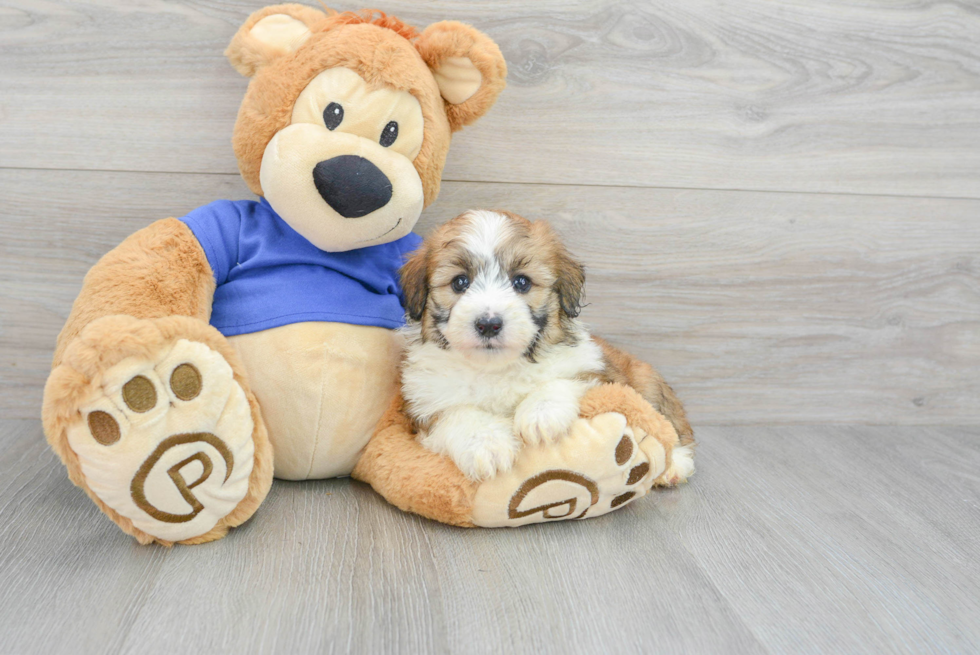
[225,4,327,77]
[415,21,508,132]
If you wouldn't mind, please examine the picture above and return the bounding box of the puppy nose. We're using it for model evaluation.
[475,316,504,337]
[312,155,392,218]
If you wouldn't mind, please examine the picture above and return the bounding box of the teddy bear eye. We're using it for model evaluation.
[512,275,531,293]
[323,102,344,130]
[380,121,398,147]
[451,274,469,293]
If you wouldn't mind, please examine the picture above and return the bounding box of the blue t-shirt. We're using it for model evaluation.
[180,199,422,337]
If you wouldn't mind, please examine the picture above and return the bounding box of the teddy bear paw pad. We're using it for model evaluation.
[470,412,668,527]
[66,339,255,542]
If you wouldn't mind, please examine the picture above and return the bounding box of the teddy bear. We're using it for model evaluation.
[41,3,692,545]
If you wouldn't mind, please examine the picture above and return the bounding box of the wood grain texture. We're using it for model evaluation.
[1,0,979,197]
[2,168,977,425]
[2,419,978,654]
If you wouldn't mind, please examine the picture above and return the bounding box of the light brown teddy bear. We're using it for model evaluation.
[41,4,692,545]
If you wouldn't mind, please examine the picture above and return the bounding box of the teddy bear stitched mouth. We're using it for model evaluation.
[355,217,403,244]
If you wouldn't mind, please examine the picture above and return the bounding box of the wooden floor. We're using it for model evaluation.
[1,0,979,653]
[2,420,979,654]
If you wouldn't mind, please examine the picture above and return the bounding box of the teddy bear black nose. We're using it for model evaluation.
[312,155,393,218]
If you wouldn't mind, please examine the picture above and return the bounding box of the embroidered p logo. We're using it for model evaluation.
[507,470,600,521]
[130,433,235,524]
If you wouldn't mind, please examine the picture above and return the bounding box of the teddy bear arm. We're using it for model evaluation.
[53,218,215,367]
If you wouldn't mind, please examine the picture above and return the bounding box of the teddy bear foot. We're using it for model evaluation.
[68,338,256,543]
[470,412,670,527]
[45,316,271,545]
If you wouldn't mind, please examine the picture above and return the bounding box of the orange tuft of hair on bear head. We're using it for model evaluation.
[325,9,420,41]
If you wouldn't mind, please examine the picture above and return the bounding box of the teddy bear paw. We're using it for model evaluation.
[469,412,673,527]
[65,339,256,543]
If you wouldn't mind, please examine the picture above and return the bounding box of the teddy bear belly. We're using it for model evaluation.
[227,321,403,480]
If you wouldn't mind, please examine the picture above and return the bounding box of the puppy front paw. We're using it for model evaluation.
[515,397,580,446]
[433,423,520,482]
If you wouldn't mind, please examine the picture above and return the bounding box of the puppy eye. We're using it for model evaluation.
[323,102,344,130]
[380,121,399,147]
[512,275,531,294]
[451,274,469,293]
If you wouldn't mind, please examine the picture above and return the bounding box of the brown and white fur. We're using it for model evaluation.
[400,210,695,482]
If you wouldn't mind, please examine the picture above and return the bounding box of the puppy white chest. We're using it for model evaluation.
[401,337,604,422]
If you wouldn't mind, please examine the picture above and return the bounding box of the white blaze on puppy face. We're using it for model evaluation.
[430,211,552,363]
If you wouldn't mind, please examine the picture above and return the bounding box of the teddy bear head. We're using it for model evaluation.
[225,4,507,252]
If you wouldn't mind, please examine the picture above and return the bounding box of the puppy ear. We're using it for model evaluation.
[225,4,326,77]
[415,21,507,132]
[400,245,430,322]
[532,220,585,319]
[554,249,586,319]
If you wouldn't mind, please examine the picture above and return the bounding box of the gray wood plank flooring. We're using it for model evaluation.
[1,419,978,654]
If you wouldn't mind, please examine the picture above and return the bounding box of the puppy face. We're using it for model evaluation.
[402,210,585,363]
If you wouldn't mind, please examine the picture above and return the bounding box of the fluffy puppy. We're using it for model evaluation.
[400,210,695,482]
